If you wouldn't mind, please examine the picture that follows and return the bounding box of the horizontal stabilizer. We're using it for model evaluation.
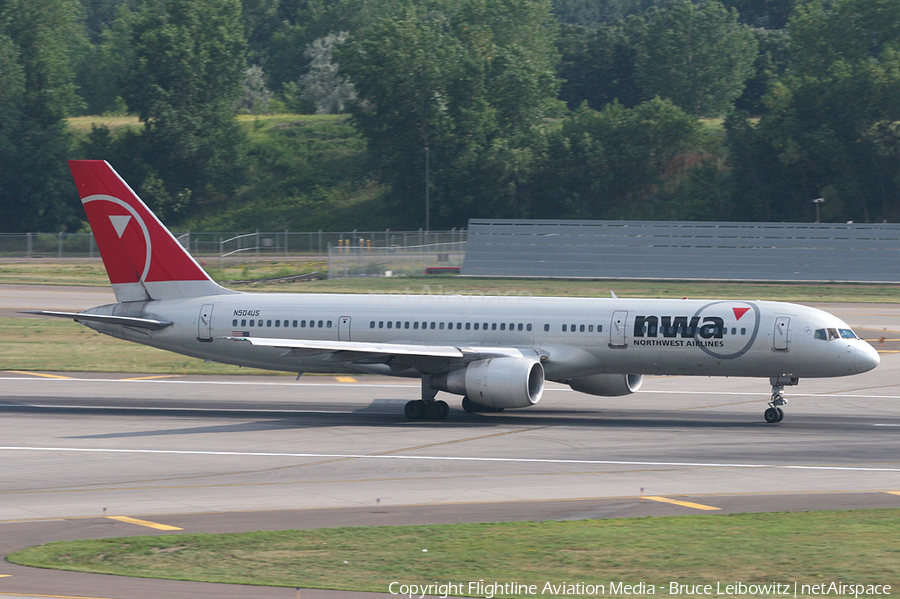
[21,310,173,330]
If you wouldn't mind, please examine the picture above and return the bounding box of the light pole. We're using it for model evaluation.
[425,143,430,232]
[812,198,824,223]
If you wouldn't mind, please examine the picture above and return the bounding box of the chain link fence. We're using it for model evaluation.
[0,229,468,265]
[327,241,466,279]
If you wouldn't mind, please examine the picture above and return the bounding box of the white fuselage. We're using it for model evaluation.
[81,292,879,381]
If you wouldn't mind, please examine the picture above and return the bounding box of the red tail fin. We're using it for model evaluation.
[69,160,231,301]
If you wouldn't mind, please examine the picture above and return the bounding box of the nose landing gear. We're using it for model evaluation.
[765,376,798,423]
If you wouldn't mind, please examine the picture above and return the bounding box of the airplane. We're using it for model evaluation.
[26,160,880,423]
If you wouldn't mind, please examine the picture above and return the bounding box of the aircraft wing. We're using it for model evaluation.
[220,336,539,362]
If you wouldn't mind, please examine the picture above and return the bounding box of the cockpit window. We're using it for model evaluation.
[815,328,858,341]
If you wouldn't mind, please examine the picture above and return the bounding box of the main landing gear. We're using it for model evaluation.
[404,399,449,420]
[404,377,450,421]
[765,376,798,423]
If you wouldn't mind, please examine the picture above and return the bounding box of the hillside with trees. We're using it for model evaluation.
[0,0,897,232]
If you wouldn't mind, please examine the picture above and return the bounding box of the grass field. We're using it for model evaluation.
[8,510,899,596]
[3,260,900,302]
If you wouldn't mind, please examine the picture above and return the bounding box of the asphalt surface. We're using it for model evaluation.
[1,285,899,598]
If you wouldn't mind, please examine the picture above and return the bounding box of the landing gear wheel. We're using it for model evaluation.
[437,400,450,419]
[424,401,443,420]
[764,376,796,424]
[462,396,479,413]
[404,400,425,420]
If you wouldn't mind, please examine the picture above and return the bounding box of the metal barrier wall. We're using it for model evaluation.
[462,220,900,283]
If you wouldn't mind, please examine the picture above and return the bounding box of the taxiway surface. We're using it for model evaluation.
[1,290,899,598]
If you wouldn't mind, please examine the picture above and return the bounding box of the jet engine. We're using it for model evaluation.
[431,357,544,409]
[567,373,643,396]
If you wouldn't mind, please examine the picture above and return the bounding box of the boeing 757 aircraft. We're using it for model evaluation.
[27,161,880,423]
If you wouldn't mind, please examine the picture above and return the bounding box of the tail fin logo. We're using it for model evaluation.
[83,194,153,285]
[69,160,230,301]
[109,215,133,238]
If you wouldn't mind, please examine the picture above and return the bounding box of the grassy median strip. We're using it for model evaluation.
[3,260,900,301]
[8,510,900,595]
[0,318,280,374]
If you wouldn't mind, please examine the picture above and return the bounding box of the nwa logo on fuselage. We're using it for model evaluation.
[632,301,761,360]
[634,315,725,339]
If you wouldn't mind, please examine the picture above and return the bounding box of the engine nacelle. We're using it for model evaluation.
[432,357,544,409]
[568,373,643,397]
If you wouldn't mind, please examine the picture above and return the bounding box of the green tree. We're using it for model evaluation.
[729,0,900,222]
[122,0,247,220]
[633,0,757,116]
[338,0,560,227]
[0,0,83,232]
[538,98,701,219]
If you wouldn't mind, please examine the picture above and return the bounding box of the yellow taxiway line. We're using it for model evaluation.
[643,496,721,511]
[106,515,182,530]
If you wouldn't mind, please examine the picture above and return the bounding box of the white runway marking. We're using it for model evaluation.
[4,376,900,400]
[1,446,899,473]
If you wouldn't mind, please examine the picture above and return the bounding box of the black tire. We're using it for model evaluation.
[462,396,479,413]
[405,400,425,420]
[764,407,780,423]
[424,401,443,420]
[437,400,450,419]
[776,407,785,422]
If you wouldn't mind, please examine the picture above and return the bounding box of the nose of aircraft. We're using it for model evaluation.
[855,342,881,373]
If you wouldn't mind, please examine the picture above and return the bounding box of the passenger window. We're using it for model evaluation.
[414,322,419,329]
[562,324,567,332]
[500,323,506,331]
[571,324,576,332]
[431,322,436,329]
[293,320,298,327]
[405,322,410,329]
[518,323,523,331]
[580,324,585,332]
[241,319,246,327]
[300,320,306,327]
[275,320,280,327]
[544,324,549,332]
[267,320,272,327]
[387,321,392,329]
[318,320,324,328]
[527,324,532,331]
[439,322,445,330]
[588,325,593,332]
[598,325,603,332]
[474,323,480,330]
[370,321,375,328]
[457,323,462,330]
[466,323,471,330]
[232,319,238,327]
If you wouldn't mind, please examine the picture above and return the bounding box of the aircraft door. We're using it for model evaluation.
[773,317,790,351]
[198,304,214,341]
[610,311,628,348]
[338,316,351,341]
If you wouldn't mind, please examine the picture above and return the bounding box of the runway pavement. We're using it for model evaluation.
[1,286,899,598]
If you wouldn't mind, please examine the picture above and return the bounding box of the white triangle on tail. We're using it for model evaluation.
[109,215,132,238]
